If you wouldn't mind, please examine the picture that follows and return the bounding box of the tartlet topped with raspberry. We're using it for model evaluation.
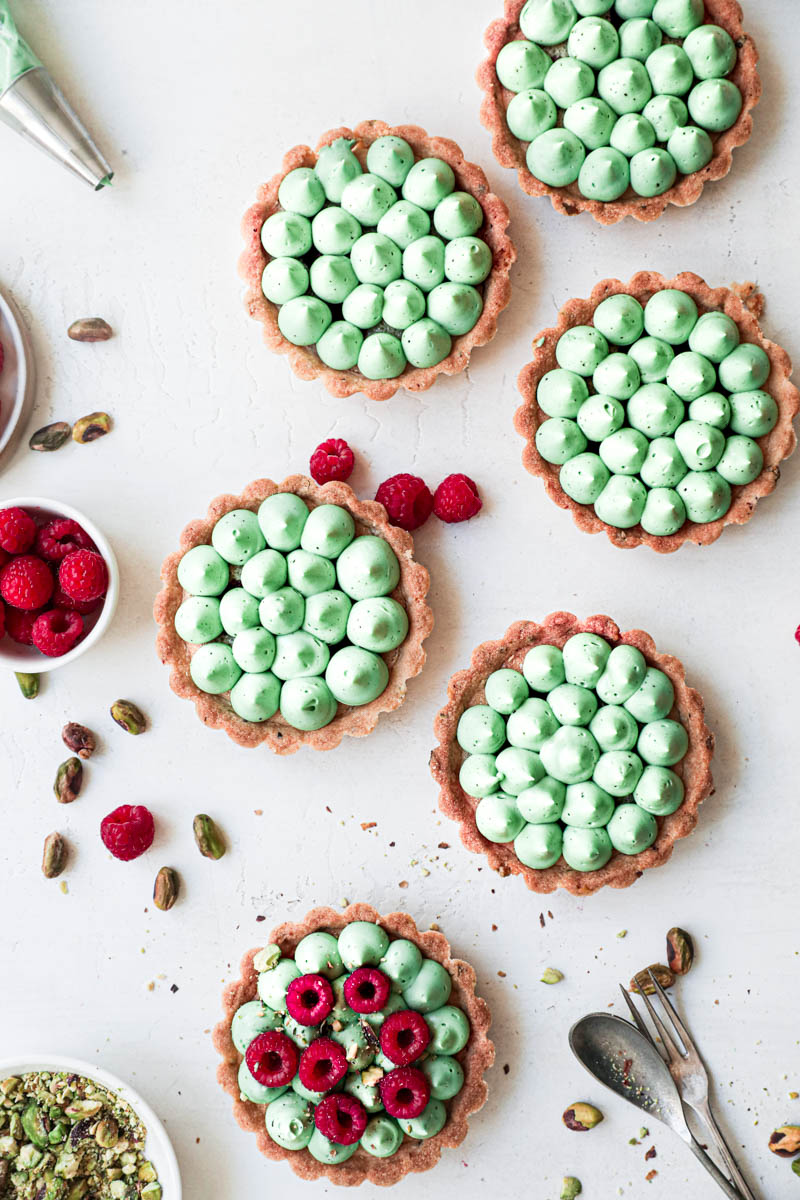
[240,119,515,400]
[431,612,714,896]
[154,475,433,753]
[213,904,493,1186]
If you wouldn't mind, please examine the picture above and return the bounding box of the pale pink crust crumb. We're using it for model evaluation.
[515,271,799,552]
[477,0,761,224]
[153,475,433,753]
[212,903,494,1187]
[430,613,714,897]
[239,119,516,399]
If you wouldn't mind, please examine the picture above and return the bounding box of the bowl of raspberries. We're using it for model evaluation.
[0,497,119,669]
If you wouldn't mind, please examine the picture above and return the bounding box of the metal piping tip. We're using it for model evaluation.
[0,65,113,190]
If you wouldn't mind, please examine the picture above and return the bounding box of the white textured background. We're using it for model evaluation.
[0,2,798,1197]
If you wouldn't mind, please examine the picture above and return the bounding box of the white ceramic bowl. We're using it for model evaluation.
[0,285,35,473]
[0,496,120,671]
[0,1054,182,1198]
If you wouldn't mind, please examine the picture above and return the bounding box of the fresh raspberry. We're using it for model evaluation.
[314,1093,367,1146]
[0,555,54,610]
[35,518,95,562]
[245,1031,299,1088]
[795,624,800,646]
[0,549,10,569]
[344,967,391,1015]
[375,473,433,531]
[0,340,4,373]
[298,1036,348,1093]
[379,1066,430,1119]
[0,601,5,638]
[286,974,335,1025]
[380,1010,431,1066]
[51,585,104,616]
[59,549,108,603]
[0,506,36,554]
[31,608,83,657]
[433,473,482,523]
[100,804,155,862]
[5,606,39,644]
[310,438,355,485]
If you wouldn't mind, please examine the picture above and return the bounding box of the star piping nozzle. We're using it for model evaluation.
[0,1,113,190]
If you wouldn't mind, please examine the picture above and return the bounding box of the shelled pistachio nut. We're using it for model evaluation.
[54,757,83,804]
[541,967,564,984]
[68,317,113,341]
[193,813,226,860]
[561,1179,582,1200]
[73,412,112,443]
[15,672,39,699]
[62,722,96,760]
[666,927,694,976]
[153,867,179,912]
[629,964,675,995]
[29,421,71,452]
[563,1103,603,1131]
[110,699,147,734]
[769,1126,800,1157]
[252,945,281,972]
[42,832,67,878]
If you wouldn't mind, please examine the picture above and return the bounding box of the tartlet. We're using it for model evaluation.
[478,0,760,224]
[154,475,433,753]
[515,271,799,551]
[213,903,493,1187]
[430,612,714,896]
[240,119,515,399]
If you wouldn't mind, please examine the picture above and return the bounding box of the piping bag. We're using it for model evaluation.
[0,0,112,189]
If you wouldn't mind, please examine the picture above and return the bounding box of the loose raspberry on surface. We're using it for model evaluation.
[298,1036,348,1093]
[245,1030,299,1088]
[375,473,434,531]
[31,608,83,657]
[0,506,36,554]
[59,548,108,603]
[35,518,95,562]
[310,438,355,485]
[0,555,54,610]
[51,584,104,616]
[433,473,482,523]
[100,804,155,862]
[379,1066,430,1119]
[344,967,391,1015]
[286,973,335,1025]
[5,606,39,644]
[314,1093,367,1146]
[379,1009,431,1066]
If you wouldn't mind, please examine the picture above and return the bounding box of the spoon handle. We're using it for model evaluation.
[688,1135,746,1200]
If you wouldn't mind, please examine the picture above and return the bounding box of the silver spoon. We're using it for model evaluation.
[569,1013,744,1200]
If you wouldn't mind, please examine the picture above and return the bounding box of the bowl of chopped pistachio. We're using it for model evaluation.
[0,1056,181,1199]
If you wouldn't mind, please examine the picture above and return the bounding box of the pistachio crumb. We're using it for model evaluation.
[59,880,68,894]
[541,967,564,985]
[617,930,628,938]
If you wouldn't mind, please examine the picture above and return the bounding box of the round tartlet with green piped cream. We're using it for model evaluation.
[240,120,515,400]
[431,612,714,896]
[154,476,432,753]
[515,272,799,551]
[213,904,493,1186]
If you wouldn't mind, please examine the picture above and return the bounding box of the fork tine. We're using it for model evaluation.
[648,969,694,1055]
[618,983,654,1041]
[635,972,685,1062]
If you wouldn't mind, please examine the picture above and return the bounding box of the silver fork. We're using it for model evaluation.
[620,971,757,1200]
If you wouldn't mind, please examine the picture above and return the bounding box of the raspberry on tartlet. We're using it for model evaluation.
[298,1036,348,1093]
[379,1066,430,1119]
[246,1031,299,1088]
[314,1093,368,1146]
[286,974,335,1025]
[380,1009,431,1065]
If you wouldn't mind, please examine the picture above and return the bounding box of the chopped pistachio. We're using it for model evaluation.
[541,967,564,984]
